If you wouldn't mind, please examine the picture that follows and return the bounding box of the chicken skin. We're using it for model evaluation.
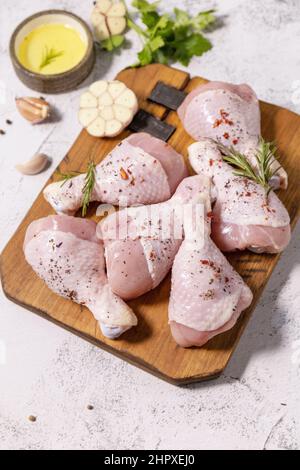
[100,176,207,300]
[24,215,137,339]
[178,81,287,190]
[169,178,253,348]
[44,133,188,215]
[189,139,291,253]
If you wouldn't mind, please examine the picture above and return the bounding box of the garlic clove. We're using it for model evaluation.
[91,11,105,24]
[15,97,50,124]
[80,92,98,108]
[79,108,98,127]
[90,80,108,97]
[87,117,106,137]
[115,89,138,108]
[16,153,50,175]
[107,17,127,35]
[113,105,132,124]
[105,119,123,137]
[90,9,100,25]
[95,0,112,14]
[95,22,110,41]
[108,81,126,99]
[108,2,127,17]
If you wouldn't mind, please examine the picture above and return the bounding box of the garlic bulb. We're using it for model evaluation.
[91,0,127,41]
[16,153,50,175]
[79,80,138,137]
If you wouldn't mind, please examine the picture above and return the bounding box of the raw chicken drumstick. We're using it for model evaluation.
[169,177,253,348]
[178,81,287,190]
[189,139,291,253]
[99,176,206,300]
[24,215,137,339]
[44,133,188,215]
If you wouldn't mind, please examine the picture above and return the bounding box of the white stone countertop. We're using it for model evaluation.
[0,0,299,450]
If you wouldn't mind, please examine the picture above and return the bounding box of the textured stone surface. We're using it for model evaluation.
[0,0,299,450]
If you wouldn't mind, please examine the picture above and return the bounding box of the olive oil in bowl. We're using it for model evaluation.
[18,23,87,75]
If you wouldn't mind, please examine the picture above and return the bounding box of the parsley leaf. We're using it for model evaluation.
[173,33,212,66]
[174,8,216,32]
[141,11,160,29]
[191,10,216,32]
[132,0,160,13]
[174,8,190,27]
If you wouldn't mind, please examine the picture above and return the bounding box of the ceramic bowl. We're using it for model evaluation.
[9,10,95,94]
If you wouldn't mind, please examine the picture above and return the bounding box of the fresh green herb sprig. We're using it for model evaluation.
[255,139,281,192]
[96,1,216,66]
[82,160,96,217]
[221,138,282,196]
[130,1,216,67]
[57,161,96,217]
[57,170,81,187]
[39,46,64,71]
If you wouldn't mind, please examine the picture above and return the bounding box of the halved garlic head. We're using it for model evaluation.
[91,0,127,41]
[79,80,138,138]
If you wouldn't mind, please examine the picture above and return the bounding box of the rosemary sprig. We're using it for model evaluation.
[221,138,282,195]
[39,46,64,71]
[57,170,81,187]
[82,160,96,217]
[255,139,281,192]
[56,161,97,216]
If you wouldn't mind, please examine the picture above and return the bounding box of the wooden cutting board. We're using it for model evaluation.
[1,64,300,385]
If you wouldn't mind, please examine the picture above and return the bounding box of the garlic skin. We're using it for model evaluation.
[15,153,50,175]
[15,97,50,124]
[79,80,138,138]
[91,0,127,41]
